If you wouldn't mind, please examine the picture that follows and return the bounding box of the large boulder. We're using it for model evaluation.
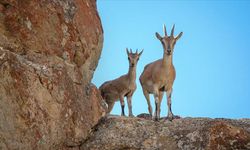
[81,116,250,150]
[0,0,106,149]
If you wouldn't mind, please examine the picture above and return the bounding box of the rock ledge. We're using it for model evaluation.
[81,115,250,150]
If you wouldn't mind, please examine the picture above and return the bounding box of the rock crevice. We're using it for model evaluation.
[1,1,250,150]
[0,0,105,149]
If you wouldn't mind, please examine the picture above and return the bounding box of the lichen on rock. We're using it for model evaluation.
[81,115,250,150]
[1,1,250,150]
[0,0,105,149]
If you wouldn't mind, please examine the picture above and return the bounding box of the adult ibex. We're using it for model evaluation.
[140,24,183,121]
[100,48,143,117]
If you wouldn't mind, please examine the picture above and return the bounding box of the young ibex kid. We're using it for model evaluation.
[99,48,143,117]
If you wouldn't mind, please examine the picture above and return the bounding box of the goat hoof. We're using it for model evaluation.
[129,114,134,117]
[166,116,173,121]
[153,116,160,121]
[154,118,160,122]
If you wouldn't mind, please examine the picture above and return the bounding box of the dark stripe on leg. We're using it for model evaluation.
[121,105,125,116]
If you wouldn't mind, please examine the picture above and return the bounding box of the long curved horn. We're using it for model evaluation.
[163,24,167,36]
[171,24,175,37]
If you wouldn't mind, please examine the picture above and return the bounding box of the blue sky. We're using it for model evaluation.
[93,0,250,119]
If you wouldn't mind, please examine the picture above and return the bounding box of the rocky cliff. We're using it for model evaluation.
[1,1,250,150]
[0,0,106,149]
[81,115,250,150]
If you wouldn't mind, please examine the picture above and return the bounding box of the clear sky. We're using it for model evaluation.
[93,0,250,119]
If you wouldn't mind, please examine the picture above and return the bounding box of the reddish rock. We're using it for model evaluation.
[208,121,250,149]
[0,0,105,149]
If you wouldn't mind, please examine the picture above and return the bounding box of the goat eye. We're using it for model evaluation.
[128,57,130,60]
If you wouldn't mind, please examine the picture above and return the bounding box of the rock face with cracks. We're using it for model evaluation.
[1,0,250,150]
[81,115,250,150]
[0,0,105,149]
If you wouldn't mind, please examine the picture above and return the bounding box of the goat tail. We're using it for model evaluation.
[139,75,144,86]
[99,85,105,100]
[100,89,105,99]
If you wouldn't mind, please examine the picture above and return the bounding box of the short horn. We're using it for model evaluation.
[171,24,175,37]
[163,24,167,36]
[126,48,129,55]
[139,49,143,56]
[136,49,138,54]
[130,48,132,53]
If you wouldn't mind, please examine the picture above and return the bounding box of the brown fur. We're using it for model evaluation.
[100,48,143,116]
[140,24,183,121]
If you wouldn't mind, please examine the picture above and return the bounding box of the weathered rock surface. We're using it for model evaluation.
[1,1,250,150]
[0,0,105,149]
[81,115,250,150]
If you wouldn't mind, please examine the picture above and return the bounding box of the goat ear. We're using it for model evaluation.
[126,48,129,55]
[175,32,183,41]
[155,32,162,40]
[139,49,143,57]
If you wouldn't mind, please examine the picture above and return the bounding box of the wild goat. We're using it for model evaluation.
[99,48,143,117]
[140,24,183,121]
